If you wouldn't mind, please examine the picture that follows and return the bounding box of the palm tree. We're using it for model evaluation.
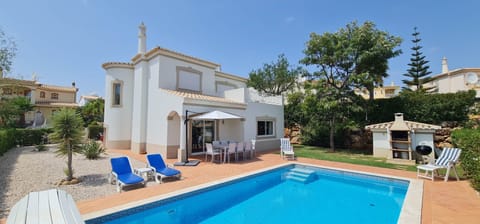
[49,108,84,181]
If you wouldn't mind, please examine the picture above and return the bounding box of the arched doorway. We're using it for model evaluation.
[166,111,181,159]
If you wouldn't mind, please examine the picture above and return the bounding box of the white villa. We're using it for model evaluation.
[423,57,480,98]
[103,23,284,159]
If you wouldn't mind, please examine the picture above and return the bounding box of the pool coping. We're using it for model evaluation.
[83,162,422,223]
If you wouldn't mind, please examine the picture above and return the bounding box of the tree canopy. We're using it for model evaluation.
[0,96,33,128]
[0,28,17,75]
[402,27,436,92]
[247,54,304,95]
[78,98,104,126]
[300,21,401,151]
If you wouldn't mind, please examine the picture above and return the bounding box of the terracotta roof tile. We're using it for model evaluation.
[365,120,441,130]
[39,84,77,92]
[160,89,246,106]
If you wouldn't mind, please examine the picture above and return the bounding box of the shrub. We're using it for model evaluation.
[81,140,105,159]
[451,128,480,191]
[0,129,16,155]
[367,90,476,125]
[35,143,47,152]
[14,128,52,146]
[87,124,103,140]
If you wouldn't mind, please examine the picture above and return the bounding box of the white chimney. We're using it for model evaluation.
[442,56,449,73]
[390,113,410,131]
[138,22,146,54]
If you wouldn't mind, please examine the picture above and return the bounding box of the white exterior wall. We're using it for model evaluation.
[130,61,150,153]
[104,67,134,148]
[224,88,246,103]
[156,55,216,95]
[244,102,284,151]
[412,131,435,160]
[214,75,247,97]
[104,48,284,157]
[436,74,467,94]
[372,131,390,158]
[224,88,284,151]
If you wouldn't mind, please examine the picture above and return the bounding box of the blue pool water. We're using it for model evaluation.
[87,164,408,224]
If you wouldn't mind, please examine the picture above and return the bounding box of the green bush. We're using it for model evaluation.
[14,128,52,146]
[0,129,16,155]
[367,90,476,125]
[451,128,480,191]
[87,124,103,140]
[81,140,105,159]
[35,143,47,152]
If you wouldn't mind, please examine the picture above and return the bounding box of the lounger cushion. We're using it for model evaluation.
[117,173,144,185]
[111,157,133,175]
[156,167,181,176]
[147,154,181,177]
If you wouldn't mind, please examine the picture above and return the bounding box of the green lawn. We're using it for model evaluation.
[292,145,465,178]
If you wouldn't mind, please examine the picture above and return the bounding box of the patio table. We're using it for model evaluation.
[213,144,228,163]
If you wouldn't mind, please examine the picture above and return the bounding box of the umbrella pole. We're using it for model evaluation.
[185,110,189,163]
[175,110,200,166]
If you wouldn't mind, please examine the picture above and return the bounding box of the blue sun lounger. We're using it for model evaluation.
[146,154,182,183]
[110,157,145,192]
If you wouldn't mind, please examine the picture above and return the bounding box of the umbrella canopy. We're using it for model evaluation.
[190,110,243,120]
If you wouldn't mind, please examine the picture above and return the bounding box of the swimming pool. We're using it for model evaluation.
[85,164,420,224]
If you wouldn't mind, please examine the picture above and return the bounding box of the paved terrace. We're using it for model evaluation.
[79,149,480,224]
[2,149,478,223]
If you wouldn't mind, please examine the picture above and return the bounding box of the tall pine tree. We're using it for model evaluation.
[402,27,436,92]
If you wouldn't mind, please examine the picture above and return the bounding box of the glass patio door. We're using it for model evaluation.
[191,120,215,153]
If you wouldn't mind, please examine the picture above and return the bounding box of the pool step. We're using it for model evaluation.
[284,168,317,184]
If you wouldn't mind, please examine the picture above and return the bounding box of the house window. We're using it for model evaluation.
[40,91,45,98]
[51,93,59,100]
[3,88,12,95]
[176,67,202,93]
[257,120,274,137]
[112,82,122,106]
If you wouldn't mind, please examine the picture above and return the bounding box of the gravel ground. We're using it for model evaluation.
[0,145,151,219]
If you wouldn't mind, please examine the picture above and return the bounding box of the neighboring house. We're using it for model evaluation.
[79,94,101,106]
[422,57,480,98]
[354,82,401,100]
[0,75,78,126]
[103,23,284,159]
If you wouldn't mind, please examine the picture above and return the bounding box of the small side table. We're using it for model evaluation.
[134,167,154,181]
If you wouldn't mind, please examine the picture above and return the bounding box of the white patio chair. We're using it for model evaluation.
[205,143,221,163]
[226,142,237,163]
[212,140,221,148]
[236,142,244,161]
[280,138,295,160]
[244,141,253,160]
[417,147,462,182]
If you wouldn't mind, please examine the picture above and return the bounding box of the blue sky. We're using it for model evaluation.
[1,0,479,98]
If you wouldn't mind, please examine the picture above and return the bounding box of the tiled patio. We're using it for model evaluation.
[76,149,480,224]
[2,149,478,224]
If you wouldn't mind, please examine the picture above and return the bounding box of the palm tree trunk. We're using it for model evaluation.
[67,143,73,181]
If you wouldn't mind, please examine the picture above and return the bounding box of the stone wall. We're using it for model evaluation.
[284,126,301,144]
[284,123,457,151]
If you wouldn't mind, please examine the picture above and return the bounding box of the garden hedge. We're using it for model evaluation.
[0,129,16,155]
[451,128,480,191]
[87,124,103,140]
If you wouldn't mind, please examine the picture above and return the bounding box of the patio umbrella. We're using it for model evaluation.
[190,110,243,120]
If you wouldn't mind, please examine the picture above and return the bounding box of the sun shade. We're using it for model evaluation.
[190,110,243,120]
